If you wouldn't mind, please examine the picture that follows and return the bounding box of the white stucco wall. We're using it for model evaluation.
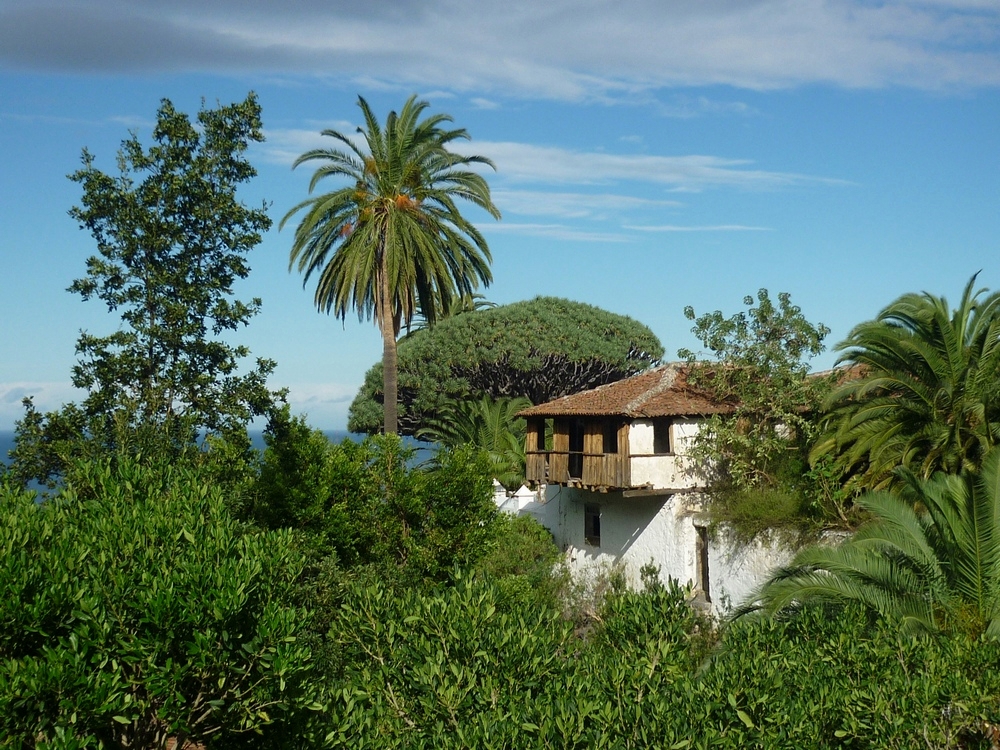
[532,483,792,618]
[628,418,705,490]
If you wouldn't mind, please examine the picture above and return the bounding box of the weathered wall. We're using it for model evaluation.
[535,484,792,618]
[628,418,705,489]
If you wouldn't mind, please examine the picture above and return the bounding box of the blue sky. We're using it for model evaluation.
[1,0,998,430]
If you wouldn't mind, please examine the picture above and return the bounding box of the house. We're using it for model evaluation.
[516,363,791,616]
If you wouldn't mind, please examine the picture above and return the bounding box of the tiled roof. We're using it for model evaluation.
[518,363,732,419]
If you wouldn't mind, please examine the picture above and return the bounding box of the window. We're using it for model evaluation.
[653,420,672,454]
[695,525,711,602]
[602,421,618,454]
[584,504,601,547]
[534,420,546,452]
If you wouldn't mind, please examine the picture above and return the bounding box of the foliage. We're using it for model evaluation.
[743,448,1000,637]
[417,395,531,489]
[349,296,664,435]
[678,290,845,535]
[9,94,282,488]
[314,570,1000,748]
[282,94,500,434]
[813,274,1000,491]
[470,513,564,607]
[250,410,499,584]
[0,456,324,749]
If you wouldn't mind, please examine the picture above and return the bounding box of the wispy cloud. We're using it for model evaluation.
[494,189,682,220]
[461,141,848,191]
[483,223,631,243]
[0,382,84,424]
[625,224,772,232]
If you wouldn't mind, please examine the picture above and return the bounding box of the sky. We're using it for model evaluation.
[1,0,998,431]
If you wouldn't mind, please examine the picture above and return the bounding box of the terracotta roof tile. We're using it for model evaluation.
[518,363,731,419]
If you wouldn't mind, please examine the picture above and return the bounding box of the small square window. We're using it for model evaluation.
[584,504,601,547]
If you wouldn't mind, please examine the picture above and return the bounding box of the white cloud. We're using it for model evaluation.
[0,382,85,426]
[470,97,500,110]
[1,1,998,95]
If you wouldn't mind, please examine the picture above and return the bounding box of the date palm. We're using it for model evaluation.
[417,395,531,490]
[282,95,500,433]
[741,448,1000,637]
[812,275,1000,490]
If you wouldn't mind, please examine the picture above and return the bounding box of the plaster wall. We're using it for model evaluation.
[536,484,793,618]
[628,418,704,490]
[706,530,795,616]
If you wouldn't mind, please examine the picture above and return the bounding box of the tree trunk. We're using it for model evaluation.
[379,260,398,434]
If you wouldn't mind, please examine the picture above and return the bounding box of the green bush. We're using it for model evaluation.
[0,456,324,749]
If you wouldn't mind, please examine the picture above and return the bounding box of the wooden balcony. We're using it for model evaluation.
[525,449,631,490]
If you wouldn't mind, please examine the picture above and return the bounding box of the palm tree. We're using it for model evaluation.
[812,275,1000,490]
[417,395,531,490]
[282,95,500,434]
[740,448,1000,637]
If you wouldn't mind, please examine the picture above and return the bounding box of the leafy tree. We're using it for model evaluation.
[417,395,531,489]
[282,95,500,434]
[678,290,841,532]
[0,456,323,748]
[812,274,1000,491]
[349,296,664,435]
[741,448,1000,638]
[10,94,281,486]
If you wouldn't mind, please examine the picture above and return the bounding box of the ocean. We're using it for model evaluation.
[0,430,432,467]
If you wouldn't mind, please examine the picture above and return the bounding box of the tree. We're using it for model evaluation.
[741,448,1000,638]
[11,95,282,486]
[678,291,837,531]
[282,95,500,434]
[69,93,279,437]
[812,275,1000,491]
[417,395,532,490]
[349,296,664,435]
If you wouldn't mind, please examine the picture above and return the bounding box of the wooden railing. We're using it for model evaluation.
[525,450,630,489]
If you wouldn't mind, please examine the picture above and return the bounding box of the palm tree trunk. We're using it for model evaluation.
[379,260,398,435]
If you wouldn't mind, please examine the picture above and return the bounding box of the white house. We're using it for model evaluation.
[517,363,791,617]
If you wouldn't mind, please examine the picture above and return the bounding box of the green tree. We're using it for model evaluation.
[0,456,323,748]
[741,448,1000,638]
[349,296,664,435]
[678,290,840,532]
[10,94,281,486]
[282,95,500,434]
[418,395,531,490]
[813,275,1000,491]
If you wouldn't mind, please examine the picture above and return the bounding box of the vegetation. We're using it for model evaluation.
[9,94,281,488]
[743,448,1000,638]
[8,88,1000,747]
[251,409,499,584]
[814,274,1000,491]
[349,296,664,435]
[417,395,531,489]
[282,95,500,434]
[0,457,322,749]
[679,290,847,537]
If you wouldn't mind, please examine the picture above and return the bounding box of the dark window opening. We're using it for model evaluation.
[585,504,601,546]
[534,420,546,452]
[696,525,711,602]
[603,421,619,454]
[653,420,672,455]
[569,419,585,479]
